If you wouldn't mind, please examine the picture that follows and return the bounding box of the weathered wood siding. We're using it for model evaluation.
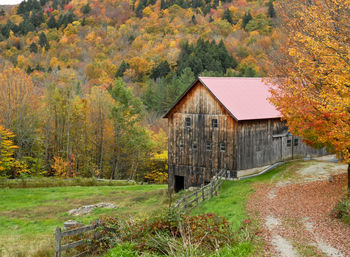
[236,119,327,170]
[168,82,237,190]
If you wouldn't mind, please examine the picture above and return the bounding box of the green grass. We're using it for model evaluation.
[0,184,168,256]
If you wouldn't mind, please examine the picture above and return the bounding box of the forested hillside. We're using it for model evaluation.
[0,0,279,180]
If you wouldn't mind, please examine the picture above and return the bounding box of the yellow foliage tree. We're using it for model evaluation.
[0,126,29,178]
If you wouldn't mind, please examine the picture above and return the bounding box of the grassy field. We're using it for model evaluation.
[0,184,168,256]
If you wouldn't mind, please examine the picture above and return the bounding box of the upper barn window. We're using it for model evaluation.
[185,117,191,128]
[294,138,299,146]
[219,142,226,152]
[212,119,218,128]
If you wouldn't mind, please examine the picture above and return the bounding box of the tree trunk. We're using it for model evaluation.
[111,123,119,180]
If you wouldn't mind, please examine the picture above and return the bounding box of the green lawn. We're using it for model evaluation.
[0,184,168,256]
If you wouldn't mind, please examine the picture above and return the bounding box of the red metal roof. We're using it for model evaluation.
[198,77,281,121]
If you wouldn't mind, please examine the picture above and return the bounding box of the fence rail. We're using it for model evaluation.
[55,220,111,257]
[173,169,227,213]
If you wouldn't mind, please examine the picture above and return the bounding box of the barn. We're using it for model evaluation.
[164,77,326,192]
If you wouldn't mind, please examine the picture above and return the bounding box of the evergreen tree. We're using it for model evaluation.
[223,9,233,24]
[209,16,214,22]
[1,21,17,38]
[115,60,129,78]
[30,10,44,27]
[48,16,58,29]
[17,1,27,14]
[135,0,147,17]
[267,1,276,18]
[81,4,91,14]
[39,32,49,49]
[242,12,252,29]
[191,15,197,24]
[0,9,5,16]
[177,39,237,77]
[19,18,35,35]
[161,0,167,9]
[29,42,38,53]
[40,0,47,6]
[150,61,171,80]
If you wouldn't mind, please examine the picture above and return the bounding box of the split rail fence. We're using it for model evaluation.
[55,219,115,257]
[172,169,227,213]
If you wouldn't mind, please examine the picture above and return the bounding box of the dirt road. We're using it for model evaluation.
[247,159,350,257]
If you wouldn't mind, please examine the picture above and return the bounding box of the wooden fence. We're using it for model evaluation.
[172,169,227,213]
[55,219,113,257]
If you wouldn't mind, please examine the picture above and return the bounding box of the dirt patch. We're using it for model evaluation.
[271,235,298,257]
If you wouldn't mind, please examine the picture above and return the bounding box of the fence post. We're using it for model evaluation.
[55,227,62,257]
[201,185,205,201]
[209,184,213,198]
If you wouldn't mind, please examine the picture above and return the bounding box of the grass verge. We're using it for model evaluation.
[0,177,137,189]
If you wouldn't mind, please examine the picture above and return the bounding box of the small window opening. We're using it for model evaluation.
[212,119,218,128]
[178,139,184,148]
[192,141,198,150]
[294,138,298,146]
[206,141,212,151]
[185,117,191,128]
[287,139,292,147]
[219,142,226,152]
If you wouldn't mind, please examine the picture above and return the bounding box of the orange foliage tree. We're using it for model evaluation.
[267,0,350,188]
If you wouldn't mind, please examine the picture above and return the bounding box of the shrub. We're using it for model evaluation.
[95,209,237,256]
[331,196,350,225]
[104,243,138,257]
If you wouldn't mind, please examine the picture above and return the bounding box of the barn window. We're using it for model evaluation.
[178,140,184,148]
[219,142,226,152]
[212,119,218,128]
[287,139,292,147]
[185,117,191,128]
[206,141,212,151]
[192,141,198,150]
[294,138,298,146]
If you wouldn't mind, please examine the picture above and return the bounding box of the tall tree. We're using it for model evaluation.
[87,86,113,178]
[0,67,39,159]
[267,0,350,188]
[223,9,233,24]
[109,78,144,179]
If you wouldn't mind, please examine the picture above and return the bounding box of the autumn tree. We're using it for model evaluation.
[267,0,350,188]
[87,86,114,178]
[0,125,29,178]
[0,67,39,159]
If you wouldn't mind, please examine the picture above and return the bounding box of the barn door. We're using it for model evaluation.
[282,136,293,159]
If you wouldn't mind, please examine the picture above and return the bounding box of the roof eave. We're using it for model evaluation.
[162,78,200,119]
